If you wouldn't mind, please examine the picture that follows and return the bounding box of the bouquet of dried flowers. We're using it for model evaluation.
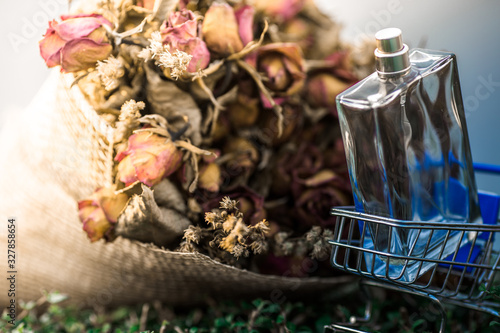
[39,0,372,275]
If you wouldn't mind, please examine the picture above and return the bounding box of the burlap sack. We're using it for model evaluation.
[0,71,351,307]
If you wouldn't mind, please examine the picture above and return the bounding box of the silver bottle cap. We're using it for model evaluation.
[374,28,410,76]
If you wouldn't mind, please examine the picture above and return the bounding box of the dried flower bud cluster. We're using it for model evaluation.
[140,32,193,80]
[113,99,145,142]
[96,56,125,91]
[180,197,269,262]
[51,0,373,274]
[273,226,333,260]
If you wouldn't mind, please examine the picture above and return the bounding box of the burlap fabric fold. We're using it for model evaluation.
[0,71,350,307]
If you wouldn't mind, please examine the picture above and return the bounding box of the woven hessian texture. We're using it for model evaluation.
[0,71,351,308]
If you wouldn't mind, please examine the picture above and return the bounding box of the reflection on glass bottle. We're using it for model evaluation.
[336,28,482,281]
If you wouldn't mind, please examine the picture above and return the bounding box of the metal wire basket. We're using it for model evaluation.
[325,188,500,332]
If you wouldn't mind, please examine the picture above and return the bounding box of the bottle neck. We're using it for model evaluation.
[375,43,411,78]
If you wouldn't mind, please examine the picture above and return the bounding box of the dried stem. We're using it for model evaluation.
[227,20,269,61]
[236,59,283,137]
[195,77,224,110]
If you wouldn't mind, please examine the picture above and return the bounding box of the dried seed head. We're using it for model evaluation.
[251,219,270,234]
[220,196,239,211]
[205,211,219,228]
[281,241,294,256]
[231,244,249,258]
[311,240,328,260]
[305,226,322,243]
[222,214,238,232]
[96,55,125,91]
[114,100,146,142]
[250,240,268,255]
[274,231,290,245]
[183,225,202,244]
[178,241,197,253]
[140,31,193,80]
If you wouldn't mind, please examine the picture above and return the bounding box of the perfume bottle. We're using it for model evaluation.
[336,28,482,281]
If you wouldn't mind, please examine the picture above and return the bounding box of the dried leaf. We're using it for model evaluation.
[152,178,187,213]
[115,184,191,246]
[145,65,202,145]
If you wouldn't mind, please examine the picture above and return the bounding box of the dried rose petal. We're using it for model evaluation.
[60,38,113,73]
[234,5,255,46]
[116,132,183,187]
[306,73,350,110]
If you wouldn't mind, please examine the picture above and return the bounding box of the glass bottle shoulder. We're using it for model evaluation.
[337,48,455,110]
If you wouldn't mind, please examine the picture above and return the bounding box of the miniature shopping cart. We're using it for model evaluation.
[325,163,500,333]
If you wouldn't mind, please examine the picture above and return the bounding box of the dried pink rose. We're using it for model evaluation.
[282,18,314,53]
[39,14,113,72]
[115,131,183,187]
[202,3,254,56]
[78,186,129,242]
[306,73,350,109]
[254,0,306,22]
[161,9,210,72]
[305,52,358,111]
[255,43,305,106]
[294,170,351,228]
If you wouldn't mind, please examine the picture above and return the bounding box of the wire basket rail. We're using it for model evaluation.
[326,188,500,332]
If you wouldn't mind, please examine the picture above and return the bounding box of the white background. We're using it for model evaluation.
[1,0,500,194]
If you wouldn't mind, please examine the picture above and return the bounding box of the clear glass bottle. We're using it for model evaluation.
[336,28,482,281]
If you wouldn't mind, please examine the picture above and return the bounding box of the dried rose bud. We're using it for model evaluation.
[282,18,314,53]
[256,43,305,103]
[261,104,301,146]
[166,9,197,34]
[254,0,305,22]
[224,137,259,171]
[198,150,222,193]
[116,131,183,187]
[78,186,129,242]
[202,3,244,56]
[39,14,113,72]
[211,115,231,142]
[295,181,350,228]
[161,9,210,72]
[227,93,260,128]
[306,73,350,109]
[199,163,222,192]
